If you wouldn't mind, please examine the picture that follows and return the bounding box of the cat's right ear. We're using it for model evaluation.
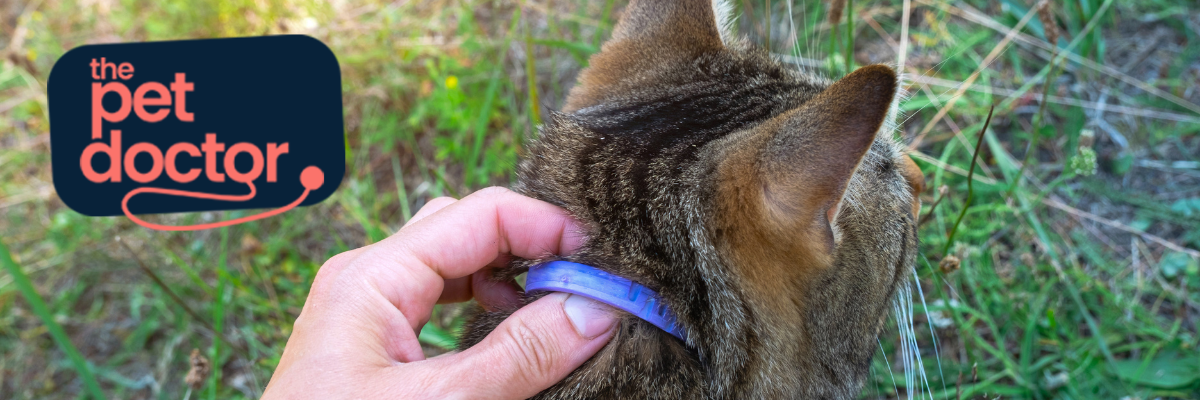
[564,0,726,111]
[764,65,896,246]
[719,65,897,258]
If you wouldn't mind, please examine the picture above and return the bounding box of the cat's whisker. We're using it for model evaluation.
[891,29,992,131]
[800,0,817,74]
[896,67,972,130]
[917,1,1045,140]
[907,278,934,400]
[905,286,917,399]
[898,0,912,70]
[712,0,736,45]
[895,282,926,400]
[878,338,900,397]
[784,1,797,60]
[892,289,912,399]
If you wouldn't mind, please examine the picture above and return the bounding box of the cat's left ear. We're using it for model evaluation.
[606,0,725,47]
[564,0,726,112]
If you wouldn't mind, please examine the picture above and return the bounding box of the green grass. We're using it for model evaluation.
[0,240,103,399]
[2,0,1199,399]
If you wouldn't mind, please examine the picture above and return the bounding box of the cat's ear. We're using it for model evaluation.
[564,0,725,111]
[608,0,725,47]
[748,65,897,250]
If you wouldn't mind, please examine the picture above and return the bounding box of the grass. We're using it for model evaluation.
[1,0,1199,398]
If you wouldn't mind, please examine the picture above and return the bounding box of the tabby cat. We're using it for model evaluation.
[458,0,926,398]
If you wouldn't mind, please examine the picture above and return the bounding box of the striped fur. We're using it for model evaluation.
[458,0,923,398]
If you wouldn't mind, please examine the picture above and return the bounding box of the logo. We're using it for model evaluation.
[48,35,344,230]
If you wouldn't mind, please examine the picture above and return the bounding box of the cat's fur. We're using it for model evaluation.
[458,0,925,398]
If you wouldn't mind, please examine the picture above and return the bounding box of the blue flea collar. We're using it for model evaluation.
[525,261,687,342]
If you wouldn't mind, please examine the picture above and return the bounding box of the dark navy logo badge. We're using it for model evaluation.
[48,35,344,230]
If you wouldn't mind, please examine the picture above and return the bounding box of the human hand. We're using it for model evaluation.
[262,187,617,399]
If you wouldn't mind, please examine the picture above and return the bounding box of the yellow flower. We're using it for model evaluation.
[445,75,458,90]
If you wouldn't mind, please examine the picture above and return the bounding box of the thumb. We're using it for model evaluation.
[435,293,617,399]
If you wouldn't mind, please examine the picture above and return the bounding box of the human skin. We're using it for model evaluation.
[262,187,618,399]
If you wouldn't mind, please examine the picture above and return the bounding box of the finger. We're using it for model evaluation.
[436,272,521,310]
[474,272,523,310]
[404,196,457,227]
[401,188,586,263]
[309,194,454,306]
[305,246,369,310]
[471,254,522,309]
[485,253,515,269]
[436,253,514,304]
[413,293,617,399]
[438,276,472,304]
[337,187,586,332]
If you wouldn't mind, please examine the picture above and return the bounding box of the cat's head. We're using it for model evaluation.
[507,0,924,397]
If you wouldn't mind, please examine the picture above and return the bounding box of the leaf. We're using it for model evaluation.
[1160,251,1198,278]
[1110,153,1135,175]
[418,323,458,350]
[1111,351,1200,389]
[1170,198,1200,218]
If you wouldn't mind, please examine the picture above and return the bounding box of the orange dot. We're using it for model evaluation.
[300,166,324,190]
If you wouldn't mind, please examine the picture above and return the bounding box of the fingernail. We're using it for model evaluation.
[562,294,616,339]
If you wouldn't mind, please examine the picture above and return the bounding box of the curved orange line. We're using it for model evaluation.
[121,182,310,231]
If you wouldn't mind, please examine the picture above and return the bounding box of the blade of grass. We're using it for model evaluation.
[592,0,617,49]
[418,323,458,350]
[828,0,842,75]
[117,237,250,356]
[523,6,543,128]
[1008,182,1128,390]
[1017,282,1054,395]
[915,0,1046,141]
[1042,197,1200,258]
[161,246,215,297]
[531,38,598,64]
[941,0,1200,117]
[907,75,1200,124]
[0,240,106,400]
[208,227,229,400]
[764,0,771,50]
[1006,50,1064,198]
[844,0,853,71]
[468,7,521,188]
[907,81,1000,180]
[898,0,911,69]
[392,155,412,223]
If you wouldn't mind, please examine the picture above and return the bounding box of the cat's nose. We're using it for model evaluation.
[898,154,925,195]
[898,154,925,217]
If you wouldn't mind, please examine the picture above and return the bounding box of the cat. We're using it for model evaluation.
[458,0,926,398]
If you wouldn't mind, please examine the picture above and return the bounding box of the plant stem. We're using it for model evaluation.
[943,106,994,256]
[1007,50,1063,198]
[764,0,771,50]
